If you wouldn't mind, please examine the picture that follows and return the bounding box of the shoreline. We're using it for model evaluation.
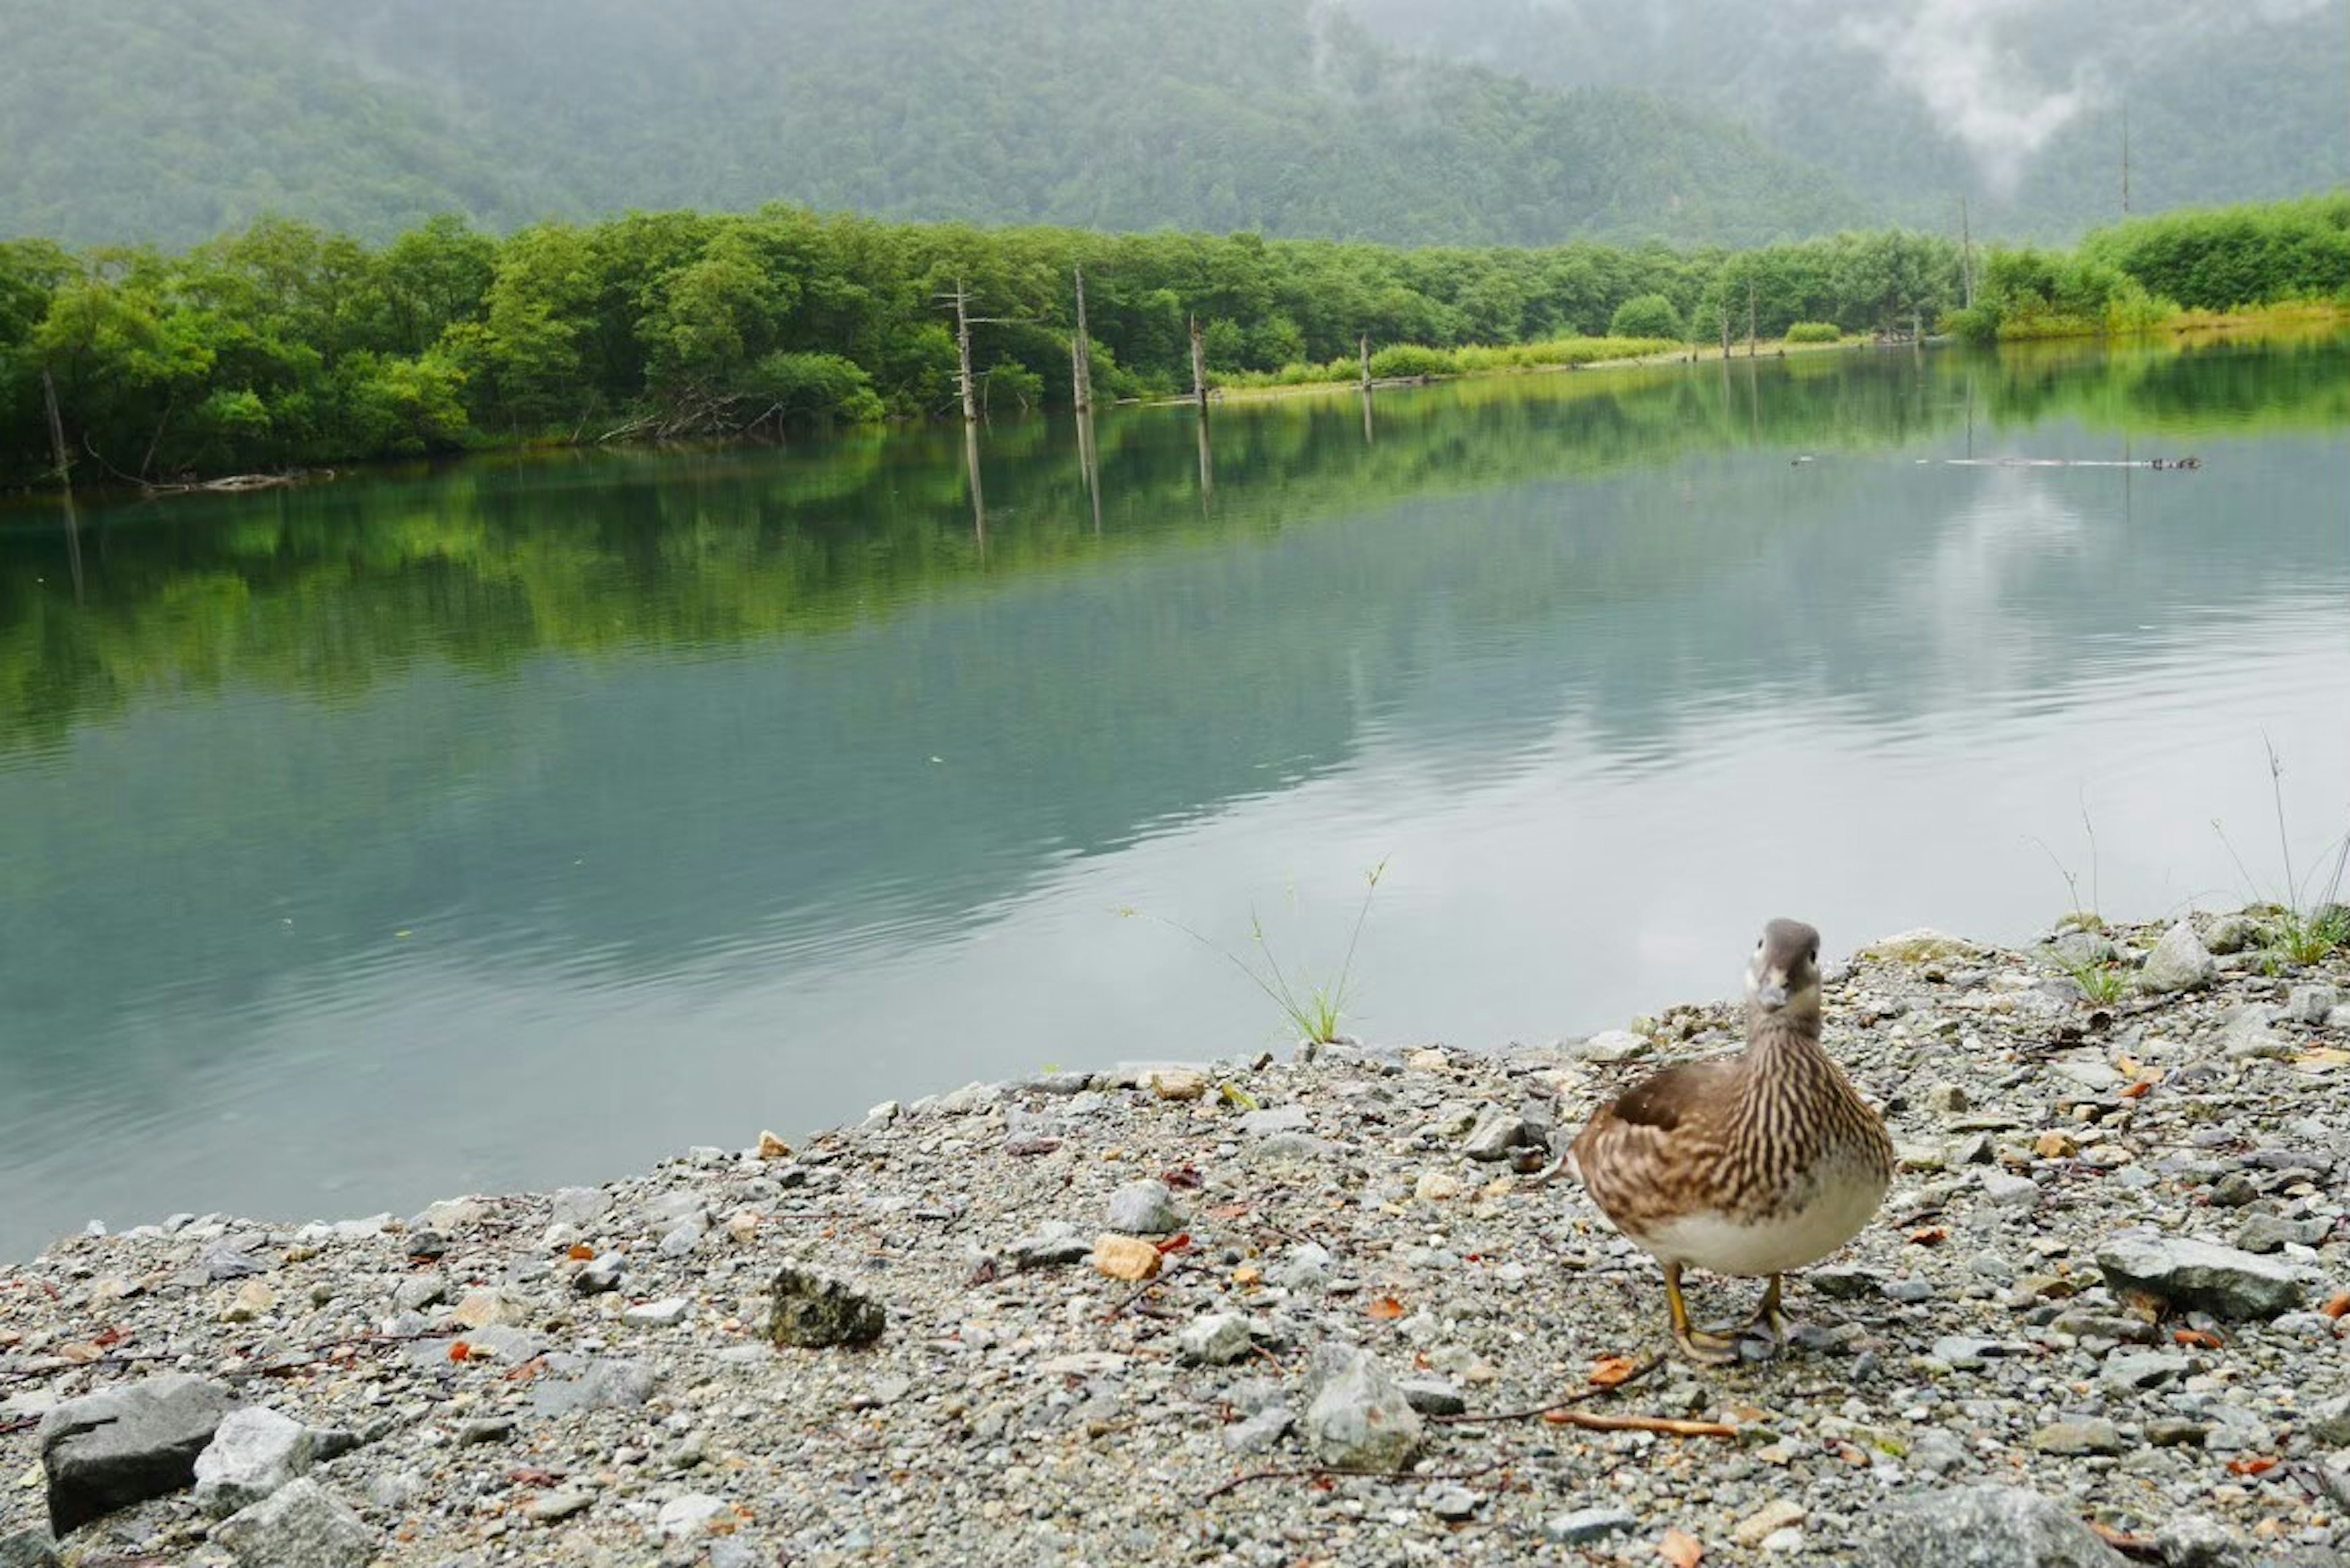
[5,911,2348,1566]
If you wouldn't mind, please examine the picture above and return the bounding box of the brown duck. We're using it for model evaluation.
[1570,919,1892,1364]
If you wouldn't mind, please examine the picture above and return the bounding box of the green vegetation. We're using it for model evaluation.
[2212,741,2350,969]
[1128,861,1389,1045]
[1784,322,1843,344]
[1,197,2341,487]
[1949,195,2350,343]
[0,0,1859,253]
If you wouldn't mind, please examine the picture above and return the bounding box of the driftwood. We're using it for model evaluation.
[141,470,330,496]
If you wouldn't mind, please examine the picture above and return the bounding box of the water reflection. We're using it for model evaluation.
[1,335,2345,1256]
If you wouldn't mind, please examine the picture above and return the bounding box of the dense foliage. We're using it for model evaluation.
[1352,0,2350,241]
[2,198,2341,486]
[0,0,1859,252]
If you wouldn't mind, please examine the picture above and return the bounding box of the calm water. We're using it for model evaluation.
[3,336,2346,1258]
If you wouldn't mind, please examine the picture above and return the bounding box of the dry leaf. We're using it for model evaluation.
[2173,1328,2221,1349]
[1658,1526,1705,1567]
[1367,1296,1406,1321]
[2322,1291,2350,1320]
[1908,1226,1949,1247]
[1204,1203,1253,1220]
[1233,1265,1263,1286]
[1588,1355,1642,1387]
[2226,1455,2278,1477]
[1155,1232,1193,1255]
[448,1340,472,1363]
[567,1243,596,1261]
[2118,1080,2152,1100]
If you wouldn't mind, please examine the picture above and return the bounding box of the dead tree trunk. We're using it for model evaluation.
[1747,278,1758,358]
[1960,196,1975,308]
[1071,264,1093,414]
[1189,315,1209,414]
[952,279,977,423]
[1359,333,1371,390]
[42,368,73,490]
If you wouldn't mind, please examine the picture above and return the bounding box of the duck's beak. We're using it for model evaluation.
[1754,977,1789,1010]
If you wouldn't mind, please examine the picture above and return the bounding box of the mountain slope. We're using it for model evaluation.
[0,0,1864,248]
[1349,0,2350,239]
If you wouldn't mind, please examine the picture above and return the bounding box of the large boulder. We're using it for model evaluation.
[193,1406,326,1518]
[2097,1234,2307,1321]
[37,1373,234,1535]
[2138,920,2215,993]
[1860,1485,2127,1567]
[212,1478,375,1568]
[1301,1345,1423,1471]
[768,1264,886,1348]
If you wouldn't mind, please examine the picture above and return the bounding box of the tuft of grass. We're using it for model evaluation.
[1123,859,1388,1045]
[2057,955,2131,1006]
[2212,739,2350,969]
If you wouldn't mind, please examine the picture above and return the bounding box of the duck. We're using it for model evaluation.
[1570,919,1892,1364]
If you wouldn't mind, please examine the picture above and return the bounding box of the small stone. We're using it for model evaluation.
[1545,1507,1638,1545]
[38,1373,234,1536]
[655,1492,728,1540]
[2139,920,2215,992]
[767,1266,886,1348]
[1091,1234,1163,1282]
[2096,1233,2307,1320]
[1176,1313,1254,1365]
[393,1271,449,1312]
[1572,1029,1647,1063]
[2153,1512,2247,1568]
[1270,1242,1332,1290]
[2234,1213,2329,1254]
[2032,1418,2125,1456]
[1397,1378,1466,1416]
[221,1279,277,1323]
[2099,1350,2188,1392]
[1141,1067,1208,1100]
[2209,1170,2261,1208]
[194,1407,320,1518]
[1008,1221,1094,1271]
[1734,1500,1805,1548]
[1222,1407,1292,1454]
[1979,1171,2041,1209]
[623,1297,690,1328]
[572,1254,625,1296]
[2034,1130,2078,1160]
[1414,1170,1462,1203]
[756,1130,791,1160]
[211,1478,375,1568]
[525,1357,658,1416]
[2204,914,2262,954]
[1104,1180,1185,1234]
[2285,984,2340,1025]
[1908,1429,1969,1476]
[1235,1105,1312,1137]
[1865,928,1977,962]
[1923,1082,1971,1116]
[2305,1392,2350,1446]
[448,1289,527,1330]
[1461,1104,1526,1161]
[1301,1345,1423,1471]
[1426,1482,1481,1521]
[526,1488,595,1523]
[550,1187,613,1227]
[455,1417,514,1446]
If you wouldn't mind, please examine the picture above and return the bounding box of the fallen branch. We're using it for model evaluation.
[1102,1261,1184,1321]
[1540,1409,1737,1439]
[1431,1353,1663,1425]
[1202,1460,1502,1503]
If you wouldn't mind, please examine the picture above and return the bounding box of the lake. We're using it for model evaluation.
[2,332,2346,1259]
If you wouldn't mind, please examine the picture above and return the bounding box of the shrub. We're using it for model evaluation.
[1367,343,1457,379]
[1609,293,1684,341]
[1784,321,1841,343]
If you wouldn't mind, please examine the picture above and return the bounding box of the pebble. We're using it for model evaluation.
[1103,1180,1185,1235]
[1545,1507,1638,1545]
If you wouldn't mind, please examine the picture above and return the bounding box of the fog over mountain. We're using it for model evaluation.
[0,0,2340,247]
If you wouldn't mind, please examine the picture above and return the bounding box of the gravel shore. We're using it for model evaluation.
[5,912,2348,1567]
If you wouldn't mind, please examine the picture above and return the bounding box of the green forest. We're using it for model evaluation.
[1,195,2344,487]
[0,0,1856,253]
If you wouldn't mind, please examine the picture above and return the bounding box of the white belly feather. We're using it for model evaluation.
[1637,1167,1886,1277]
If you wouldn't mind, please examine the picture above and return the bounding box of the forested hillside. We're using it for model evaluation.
[0,0,1860,250]
[1352,0,2350,239]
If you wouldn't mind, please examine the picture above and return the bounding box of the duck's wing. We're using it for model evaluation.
[1569,1055,1743,1233]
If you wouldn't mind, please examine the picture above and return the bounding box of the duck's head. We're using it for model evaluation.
[1744,917,1823,1027]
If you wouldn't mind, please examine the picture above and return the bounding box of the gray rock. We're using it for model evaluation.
[37,1372,234,1535]
[1235,1105,1312,1137]
[622,1297,690,1328]
[2154,1513,2250,1568]
[1103,1179,1185,1235]
[392,1271,449,1312]
[200,1236,270,1281]
[2236,1214,2329,1254]
[525,1488,595,1523]
[1301,1345,1423,1471]
[572,1253,625,1296]
[2220,1005,2289,1059]
[548,1186,613,1228]
[212,1478,375,1568]
[1270,1242,1332,1291]
[2097,1233,2307,1320]
[2328,1004,2350,1031]
[1426,1482,1482,1521]
[1461,1104,1526,1161]
[1924,1081,1972,1116]
[1008,1221,1094,1270]
[1909,1429,1970,1477]
[1980,1171,2042,1209]
[1572,1029,1647,1064]
[2203,914,2263,955]
[526,1357,659,1416]
[1865,1485,2127,1567]
[2285,985,2340,1025]
[768,1265,886,1348]
[2304,1392,2350,1447]
[1397,1377,1467,1416]
[657,1221,706,1258]
[2098,1350,2188,1393]
[193,1406,323,1518]
[2140,920,2216,993]
[1545,1507,1638,1545]
[1221,1406,1293,1455]
[655,1492,728,1540]
[2032,1419,2124,1456]
[1176,1313,1254,1365]
[0,1530,58,1568]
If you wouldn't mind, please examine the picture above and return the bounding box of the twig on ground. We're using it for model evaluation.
[1203,1460,1505,1503]
[1430,1353,1665,1424]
